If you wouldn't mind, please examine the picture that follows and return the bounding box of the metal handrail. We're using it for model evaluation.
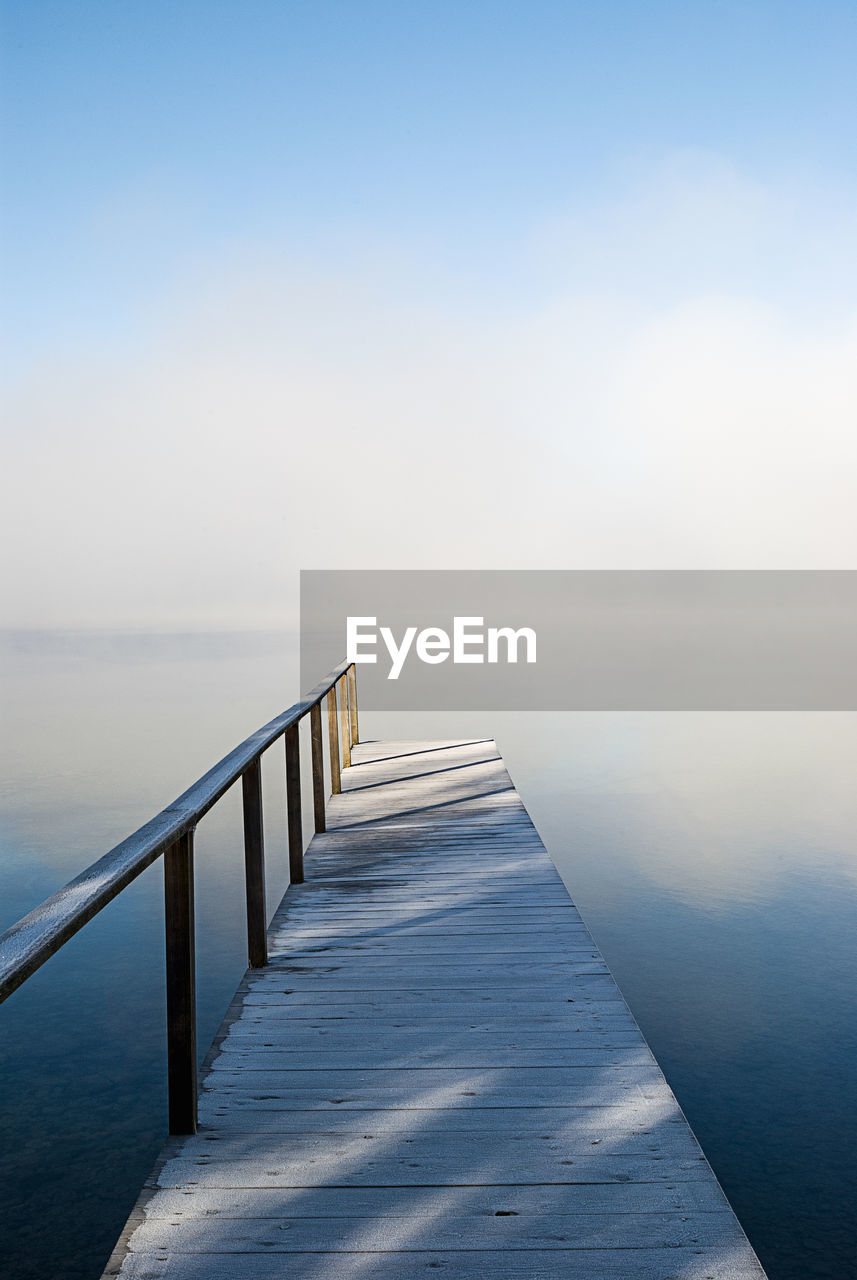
[0,657,360,1133]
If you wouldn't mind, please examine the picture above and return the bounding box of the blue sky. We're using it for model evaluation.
[4,0,856,353]
[2,2,856,624]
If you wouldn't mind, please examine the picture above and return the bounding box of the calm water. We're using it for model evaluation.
[1,632,855,1280]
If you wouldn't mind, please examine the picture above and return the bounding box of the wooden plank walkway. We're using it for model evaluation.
[106,738,767,1279]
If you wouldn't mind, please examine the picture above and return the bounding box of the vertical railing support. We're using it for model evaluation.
[285,722,304,883]
[338,675,352,769]
[327,687,341,795]
[164,829,197,1135]
[242,759,267,968]
[309,701,326,833]
[347,663,359,746]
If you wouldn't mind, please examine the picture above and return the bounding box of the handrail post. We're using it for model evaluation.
[242,759,267,968]
[164,829,197,1135]
[285,723,304,883]
[327,687,341,794]
[338,675,352,769]
[309,702,326,833]
[347,663,359,746]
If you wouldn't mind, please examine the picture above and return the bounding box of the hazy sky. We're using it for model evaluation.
[2,1,856,627]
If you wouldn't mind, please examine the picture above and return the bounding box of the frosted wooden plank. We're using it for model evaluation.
[114,1250,765,1279]
[155,1151,716,1189]
[194,1105,691,1134]
[139,1180,734,1219]
[128,1209,748,1252]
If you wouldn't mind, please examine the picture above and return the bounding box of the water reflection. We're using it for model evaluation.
[0,636,855,1280]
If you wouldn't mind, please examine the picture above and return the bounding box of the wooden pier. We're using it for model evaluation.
[104,735,767,1279]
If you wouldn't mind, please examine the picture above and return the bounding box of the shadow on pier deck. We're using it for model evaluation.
[106,736,767,1279]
